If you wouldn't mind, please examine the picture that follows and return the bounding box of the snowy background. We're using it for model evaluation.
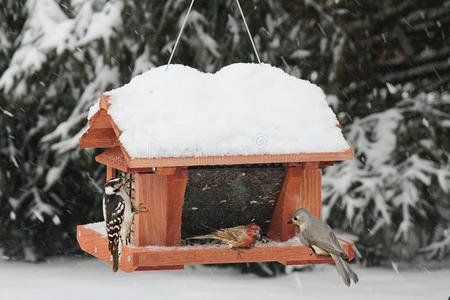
[0,0,449,297]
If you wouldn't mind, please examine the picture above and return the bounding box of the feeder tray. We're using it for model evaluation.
[77,94,355,272]
[77,222,355,272]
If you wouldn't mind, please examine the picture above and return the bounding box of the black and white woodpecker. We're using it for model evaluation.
[102,177,133,272]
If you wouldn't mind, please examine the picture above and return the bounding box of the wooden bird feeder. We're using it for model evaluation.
[77,65,355,272]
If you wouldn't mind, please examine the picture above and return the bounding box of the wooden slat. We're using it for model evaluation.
[95,147,353,170]
[95,147,129,172]
[300,162,322,219]
[155,167,177,175]
[85,96,133,164]
[127,149,354,168]
[79,128,119,149]
[99,94,111,110]
[106,166,116,181]
[134,173,157,246]
[268,162,322,242]
[319,161,334,167]
[88,109,112,129]
[77,224,355,272]
[96,149,192,173]
[105,114,134,162]
[166,168,188,245]
[267,164,303,241]
[134,168,188,246]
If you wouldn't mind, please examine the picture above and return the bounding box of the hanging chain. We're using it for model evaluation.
[166,0,262,69]
[234,0,261,63]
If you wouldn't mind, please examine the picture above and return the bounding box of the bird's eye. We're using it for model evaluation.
[293,217,298,221]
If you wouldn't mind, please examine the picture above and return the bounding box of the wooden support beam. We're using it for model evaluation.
[134,168,188,247]
[267,164,303,241]
[128,149,354,168]
[79,128,119,149]
[88,109,113,129]
[300,162,322,219]
[106,165,116,181]
[99,94,111,110]
[154,167,177,175]
[96,147,129,173]
[166,168,189,245]
[267,162,322,242]
[319,161,334,167]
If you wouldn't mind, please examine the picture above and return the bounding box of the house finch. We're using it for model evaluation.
[188,224,261,249]
[288,208,359,287]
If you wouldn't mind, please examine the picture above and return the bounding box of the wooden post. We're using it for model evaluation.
[106,165,116,181]
[267,164,302,241]
[267,162,322,242]
[134,167,188,247]
[300,162,322,219]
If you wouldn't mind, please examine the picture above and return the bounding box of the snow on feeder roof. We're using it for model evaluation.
[81,63,353,169]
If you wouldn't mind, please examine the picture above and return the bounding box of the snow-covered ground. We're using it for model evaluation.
[0,258,448,300]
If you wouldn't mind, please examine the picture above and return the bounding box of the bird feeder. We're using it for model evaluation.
[77,64,355,272]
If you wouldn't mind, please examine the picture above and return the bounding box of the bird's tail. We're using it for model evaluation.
[345,259,359,284]
[331,253,358,287]
[112,252,119,272]
[110,238,122,272]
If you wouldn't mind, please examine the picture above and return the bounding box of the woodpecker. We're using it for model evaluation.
[102,177,133,272]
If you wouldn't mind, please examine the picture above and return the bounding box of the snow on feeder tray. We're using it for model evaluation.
[77,63,355,272]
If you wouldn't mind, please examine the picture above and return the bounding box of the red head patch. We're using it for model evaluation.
[104,177,121,186]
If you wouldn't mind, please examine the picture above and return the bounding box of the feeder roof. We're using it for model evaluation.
[81,63,353,169]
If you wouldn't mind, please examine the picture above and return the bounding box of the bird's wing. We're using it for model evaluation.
[329,231,348,259]
[105,194,125,222]
[188,226,245,242]
[302,222,347,259]
[104,194,125,252]
[188,226,251,248]
[220,226,246,241]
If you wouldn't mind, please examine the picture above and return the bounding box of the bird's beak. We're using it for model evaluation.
[287,219,293,224]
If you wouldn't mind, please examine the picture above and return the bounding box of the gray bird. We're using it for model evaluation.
[288,208,359,287]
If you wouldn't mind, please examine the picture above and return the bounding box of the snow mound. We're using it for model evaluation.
[84,221,106,237]
[94,63,350,158]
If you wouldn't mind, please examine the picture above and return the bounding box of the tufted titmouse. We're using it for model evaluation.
[288,208,359,287]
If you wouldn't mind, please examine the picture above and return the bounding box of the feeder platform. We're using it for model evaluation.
[77,223,355,272]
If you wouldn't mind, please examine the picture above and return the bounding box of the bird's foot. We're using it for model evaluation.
[259,235,270,243]
[233,248,244,259]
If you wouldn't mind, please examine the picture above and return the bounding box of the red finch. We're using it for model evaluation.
[188,224,261,249]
